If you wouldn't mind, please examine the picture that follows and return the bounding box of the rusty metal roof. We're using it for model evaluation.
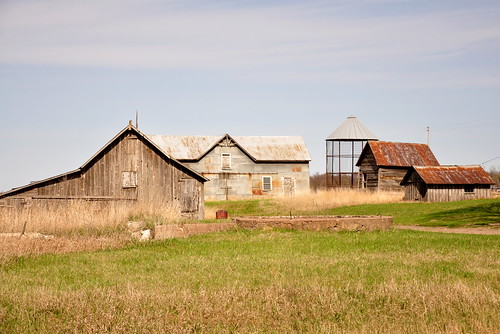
[147,134,311,162]
[410,165,495,185]
[362,141,440,167]
[326,116,377,140]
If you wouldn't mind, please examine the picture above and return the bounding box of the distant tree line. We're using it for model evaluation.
[489,166,500,186]
[310,173,327,191]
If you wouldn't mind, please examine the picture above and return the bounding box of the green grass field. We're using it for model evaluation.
[1,198,499,333]
[1,229,499,333]
[206,198,500,227]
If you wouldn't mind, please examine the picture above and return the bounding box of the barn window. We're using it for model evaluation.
[221,153,231,169]
[464,185,475,193]
[122,171,138,188]
[262,176,272,191]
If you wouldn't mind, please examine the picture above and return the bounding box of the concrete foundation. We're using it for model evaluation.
[155,215,393,239]
[234,216,392,232]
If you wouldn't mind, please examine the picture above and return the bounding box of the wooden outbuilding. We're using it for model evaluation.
[148,133,311,201]
[356,141,440,191]
[0,122,207,219]
[401,165,495,202]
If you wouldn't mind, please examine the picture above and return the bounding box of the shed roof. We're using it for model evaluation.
[147,134,312,162]
[357,141,440,167]
[326,116,378,140]
[403,165,495,185]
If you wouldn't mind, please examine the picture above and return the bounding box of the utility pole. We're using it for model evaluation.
[426,126,430,146]
[136,110,139,129]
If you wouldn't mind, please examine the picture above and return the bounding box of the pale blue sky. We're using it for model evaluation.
[1,0,499,191]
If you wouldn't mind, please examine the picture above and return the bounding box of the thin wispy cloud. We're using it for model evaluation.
[1,0,499,89]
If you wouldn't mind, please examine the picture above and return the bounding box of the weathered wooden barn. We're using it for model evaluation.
[356,141,440,191]
[0,122,207,219]
[147,134,311,200]
[401,165,495,202]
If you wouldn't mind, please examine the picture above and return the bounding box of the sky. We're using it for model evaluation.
[1,0,500,192]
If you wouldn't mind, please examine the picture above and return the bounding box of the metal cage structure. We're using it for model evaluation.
[326,116,377,188]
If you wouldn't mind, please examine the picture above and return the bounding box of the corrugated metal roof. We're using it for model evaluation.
[147,135,223,160]
[367,141,440,167]
[147,134,311,162]
[232,136,311,161]
[326,116,378,140]
[411,165,495,185]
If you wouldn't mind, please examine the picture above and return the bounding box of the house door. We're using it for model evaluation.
[283,177,295,196]
[179,179,199,213]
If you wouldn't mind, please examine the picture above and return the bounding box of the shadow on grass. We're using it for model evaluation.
[420,201,500,227]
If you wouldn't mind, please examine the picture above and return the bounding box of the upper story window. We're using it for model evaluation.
[221,153,231,169]
[262,176,272,191]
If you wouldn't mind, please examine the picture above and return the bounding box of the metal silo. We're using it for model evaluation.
[326,116,378,188]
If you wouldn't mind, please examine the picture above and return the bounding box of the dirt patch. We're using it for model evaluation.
[394,225,500,235]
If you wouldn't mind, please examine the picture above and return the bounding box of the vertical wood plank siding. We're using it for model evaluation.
[0,129,205,219]
[403,171,492,202]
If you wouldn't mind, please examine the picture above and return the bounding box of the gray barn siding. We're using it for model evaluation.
[1,128,205,219]
[358,150,379,189]
[184,145,310,201]
[403,171,492,202]
[378,168,409,192]
[407,184,491,202]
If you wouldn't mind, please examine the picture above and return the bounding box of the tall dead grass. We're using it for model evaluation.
[276,188,404,212]
[0,200,181,236]
[1,280,497,333]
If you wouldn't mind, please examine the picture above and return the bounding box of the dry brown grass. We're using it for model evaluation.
[0,235,130,263]
[276,188,404,212]
[0,200,182,261]
[0,200,181,236]
[1,279,497,333]
[205,189,404,219]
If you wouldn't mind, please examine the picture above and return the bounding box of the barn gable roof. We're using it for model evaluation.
[401,165,495,185]
[147,134,312,162]
[0,123,208,198]
[357,141,440,167]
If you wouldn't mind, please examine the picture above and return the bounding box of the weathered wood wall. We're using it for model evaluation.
[358,149,379,189]
[425,185,491,202]
[358,149,408,191]
[403,171,492,202]
[378,168,408,192]
[0,130,205,219]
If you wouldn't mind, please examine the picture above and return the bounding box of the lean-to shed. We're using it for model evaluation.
[356,141,440,191]
[401,165,495,202]
[148,134,311,200]
[0,122,207,219]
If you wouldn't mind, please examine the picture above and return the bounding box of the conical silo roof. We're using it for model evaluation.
[326,116,377,140]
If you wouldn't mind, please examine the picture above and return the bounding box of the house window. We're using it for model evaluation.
[262,176,272,191]
[464,185,475,193]
[221,153,231,169]
[122,171,138,188]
